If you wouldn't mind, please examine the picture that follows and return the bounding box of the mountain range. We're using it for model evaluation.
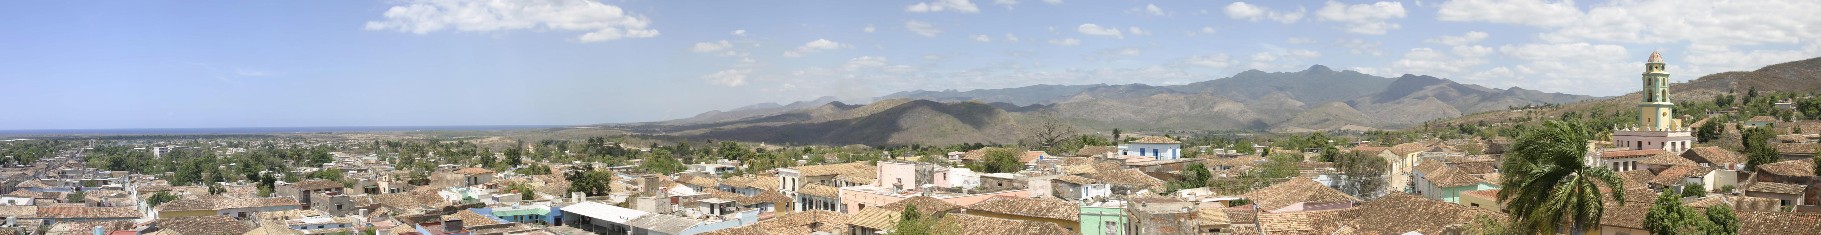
[613,65,1601,145]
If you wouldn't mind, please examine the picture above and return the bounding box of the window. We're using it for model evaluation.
[1470,203,1480,207]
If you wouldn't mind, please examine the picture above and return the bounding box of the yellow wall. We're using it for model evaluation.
[964,211,1080,232]
[157,209,218,219]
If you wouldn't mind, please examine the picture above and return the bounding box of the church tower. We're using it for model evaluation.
[1639,51,1676,131]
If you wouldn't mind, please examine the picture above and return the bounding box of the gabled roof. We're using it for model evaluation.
[36,206,140,219]
[702,210,851,235]
[1600,200,1651,229]
[453,167,494,175]
[1745,181,1806,195]
[156,215,254,235]
[938,213,1073,235]
[1240,177,1360,212]
[1739,211,1821,234]
[1638,153,1701,166]
[1648,165,1711,185]
[1388,142,1430,156]
[1683,146,1745,165]
[1131,136,1181,144]
[1424,166,1486,188]
[1748,116,1779,123]
[789,162,876,177]
[1337,193,1506,234]
[1085,169,1166,192]
[1756,159,1816,177]
[1075,146,1116,157]
[292,179,342,191]
[848,197,962,231]
[964,196,1078,221]
[799,184,839,198]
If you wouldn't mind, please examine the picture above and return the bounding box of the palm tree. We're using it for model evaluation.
[1498,121,1627,233]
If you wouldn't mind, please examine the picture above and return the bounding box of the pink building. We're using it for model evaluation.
[840,161,1027,214]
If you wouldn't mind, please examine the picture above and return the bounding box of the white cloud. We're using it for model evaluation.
[364,0,659,42]
[1314,1,1406,35]
[1436,0,1583,27]
[690,40,733,53]
[1141,4,1166,16]
[1042,0,1062,4]
[1225,2,1305,23]
[905,20,942,37]
[1003,33,1021,42]
[842,56,890,70]
[1386,47,1485,79]
[993,0,1019,8]
[1428,31,1489,46]
[704,69,750,87]
[1076,24,1123,38]
[972,35,993,42]
[1048,38,1081,46]
[862,25,875,33]
[906,0,981,13]
[1286,37,1315,44]
[731,29,746,37]
[1128,27,1151,36]
[783,39,851,58]
[1288,49,1322,59]
[1199,27,1218,34]
[1185,54,1234,69]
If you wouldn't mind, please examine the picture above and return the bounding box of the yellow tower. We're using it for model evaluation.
[1639,51,1675,131]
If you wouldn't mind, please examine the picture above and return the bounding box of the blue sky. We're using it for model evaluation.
[2,0,1817,129]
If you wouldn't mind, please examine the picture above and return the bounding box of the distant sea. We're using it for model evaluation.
[0,125,571,135]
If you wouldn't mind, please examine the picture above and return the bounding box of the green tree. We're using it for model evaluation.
[1168,163,1211,192]
[1741,127,1778,169]
[971,148,1025,173]
[146,192,179,207]
[67,191,85,203]
[1704,205,1739,235]
[1695,123,1721,143]
[1682,182,1706,198]
[1499,121,1627,233]
[1644,190,1711,234]
[566,164,614,196]
[1466,214,1509,235]
[890,205,929,235]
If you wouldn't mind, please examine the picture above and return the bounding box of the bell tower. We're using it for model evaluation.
[1639,51,1675,131]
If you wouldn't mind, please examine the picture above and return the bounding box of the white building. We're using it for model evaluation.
[1119,136,1183,160]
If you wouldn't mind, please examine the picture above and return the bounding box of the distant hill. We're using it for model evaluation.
[612,65,1601,145]
[1436,56,1821,127]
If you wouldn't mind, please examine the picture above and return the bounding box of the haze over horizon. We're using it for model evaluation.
[3,0,1818,130]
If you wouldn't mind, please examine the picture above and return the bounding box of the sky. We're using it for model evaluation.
[2,0,1818,130]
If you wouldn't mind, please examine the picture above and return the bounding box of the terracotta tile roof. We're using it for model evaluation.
[156,197,221,212]
[36,206,140,219]
[1684,146,1746,166]
[1446,161,1499,175]
[1074,146,1117,157]
[1413,159,1448,176]
[1639,153,1701,166]
[0,206,34,218]
[848,196,964,230]
[1388,142,1430,156]
[1756,159,1816,177]
[1351,146,1388,154]
[453,167,494,175]
[1772,143,1819,154]
[1204,156,1265,168]
[1131,136,1181,144]
[156,215,254,235]
[789,162,876,177]
[1052,175,1097,185]
[1739,211,1821,234]
[1337,193,1507,234]
[1748,116,1779,123]
[1600,200,1650,229]
[1085,169,1165,192]
[1240,177,1360,211]
[1195,207,1229,226]
[1649,165,1711,185]
[938,213,1073,235]
[1018,151,1048,164]
[1257,209,1345,234]
[1746,181,1806,195]
[1734,196,1785,212]
[703,210,851,235]
[799,184,839,198]
[963,196,1078,221]
[1461,189,1499,202]
[449,209,501,227]
[292,179,342,191]
[1599,149,1668,159]
[724,174,780,192]
[677,175,718,188]
[1425,165,1485,188]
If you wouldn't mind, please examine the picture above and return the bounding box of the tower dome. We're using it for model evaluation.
[1648,51,1663,63]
